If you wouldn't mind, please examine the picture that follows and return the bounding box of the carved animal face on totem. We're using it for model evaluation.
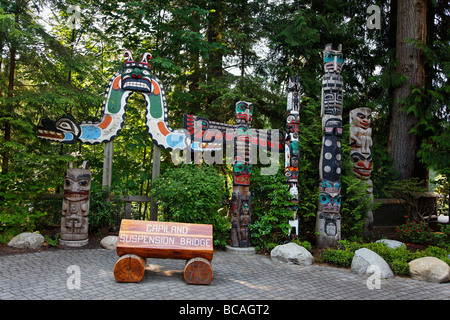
[241,200,250,215]
[286,114,300,134]
[323,43,343,73]
[64,163,91,202]
[284,167,298,183]
[350,108,371,129]
[235,101,253,124]
[61,161,91,241]
[319,179,341,195]
[36,114,80,144]
[318,192,341,214]
[317,212,341,238]
[236,125,251,142]
[121,50,153,93]
[233,161,252,186]
[350,149,372,179]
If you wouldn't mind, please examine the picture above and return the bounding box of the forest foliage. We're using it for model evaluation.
[0,0,448,244]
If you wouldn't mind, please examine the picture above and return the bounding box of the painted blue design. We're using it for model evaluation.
[80,126,101,140]
[167,133,187,148]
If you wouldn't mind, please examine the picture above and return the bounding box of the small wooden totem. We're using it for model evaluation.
[59,161,91,246]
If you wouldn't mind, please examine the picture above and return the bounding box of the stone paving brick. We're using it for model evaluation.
[0,249,449,301]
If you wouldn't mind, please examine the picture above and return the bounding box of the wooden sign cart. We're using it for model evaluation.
[113,219,214,285]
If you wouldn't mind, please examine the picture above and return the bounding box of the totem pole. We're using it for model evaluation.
[350,107,373,236]
[285,76,300,236]
[230,101,254,247]
[184,105,283,248]
[316,44,344,248]
[59,161,91,247]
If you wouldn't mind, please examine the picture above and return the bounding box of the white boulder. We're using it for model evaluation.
[351,248,394,279]
[101,235,118,250]
[376,239,405,249]
[8,232,45,249]
[270,242,314,266]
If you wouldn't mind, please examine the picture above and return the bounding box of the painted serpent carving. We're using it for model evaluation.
[37,50,187,151]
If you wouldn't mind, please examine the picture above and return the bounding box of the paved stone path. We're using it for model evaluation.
[0,248,449,302]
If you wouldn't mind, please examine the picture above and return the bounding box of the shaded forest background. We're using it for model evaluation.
[0,0,448,244]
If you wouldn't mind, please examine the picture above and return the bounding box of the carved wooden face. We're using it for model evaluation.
[235,101,253,123]
[323,43,343,72]
[286,114,300,133]
[318,212,341,237]
[64,169,91,202]
[319,180,341,195]
[350,149,372,179]
[233,161,252,186]
[318,192,341,213]
[350,108,371,129]
[121,51,153,93]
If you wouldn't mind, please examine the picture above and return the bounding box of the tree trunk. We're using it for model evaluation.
[2,45,16,175]
[388,0,427,180]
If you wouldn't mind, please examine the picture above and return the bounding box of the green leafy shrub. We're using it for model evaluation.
[292,239,312,252]
[0,174,48,242]
[152,164,229,247]
[413,246,450,265]
[249,164,294,251]
[390,259,410,275]
[89,182,129,231]
[317,247,355,268]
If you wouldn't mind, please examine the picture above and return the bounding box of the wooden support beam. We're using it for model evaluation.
[150,143,161,221]
[102,141,114,188]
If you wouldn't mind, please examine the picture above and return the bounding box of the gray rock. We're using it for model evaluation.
[376,239,405,249]
[100,235,118,250]
[351,248,394,279]
[8,232,45,249]
[409,257,450,283]
[270,242,314,266]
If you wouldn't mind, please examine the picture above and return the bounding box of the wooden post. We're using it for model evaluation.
[113,254,146,283]
[184,257,213,285]
[102,141,114,188]
[149,143,161,221]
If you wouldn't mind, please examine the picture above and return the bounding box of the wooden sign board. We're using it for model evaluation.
[116,219,214,261]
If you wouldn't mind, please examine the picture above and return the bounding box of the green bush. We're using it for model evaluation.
[249,164,294,251]
[152,164,229,247]
[0,178,47,242]
[292,239,312,252]
[390,259,410,275]
[317,247,355,268]
[89,182,129,231]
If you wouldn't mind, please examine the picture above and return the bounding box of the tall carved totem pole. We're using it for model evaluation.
[350,108,373,236]
[59,161,91,247]
[230,101,254,247]
[285,76,301,236]
[316,44,344,248]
